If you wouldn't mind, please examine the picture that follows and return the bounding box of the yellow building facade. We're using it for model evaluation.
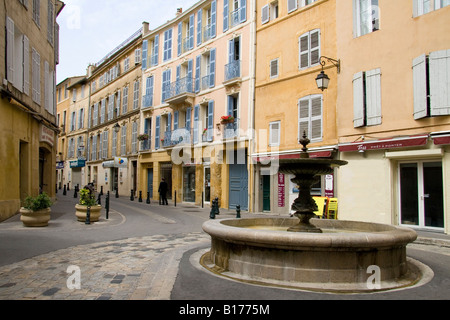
[335,1,450,234]
[138,0,256,210]
[0,0,64,221]
[253,0,339,214]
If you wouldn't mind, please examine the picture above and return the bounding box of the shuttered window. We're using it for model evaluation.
[270,59,279,78]
[353,69,382,127]
[298,95,322,142]
[299,29,320,70]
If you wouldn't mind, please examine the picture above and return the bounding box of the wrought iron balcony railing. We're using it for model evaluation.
[225,60,241,82]
[162,128,192,148]
[164,77,194,102]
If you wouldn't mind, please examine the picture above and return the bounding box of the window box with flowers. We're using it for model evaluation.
[137,134,149,141]
[220,115,235,124]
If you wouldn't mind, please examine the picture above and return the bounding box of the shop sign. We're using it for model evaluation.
[278,173,285,207]
[40,125,54,147]
[56,161,65,169]
[70,159,86,168]
[339,135,428,152]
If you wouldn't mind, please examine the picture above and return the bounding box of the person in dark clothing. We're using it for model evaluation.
[158,178,169,205]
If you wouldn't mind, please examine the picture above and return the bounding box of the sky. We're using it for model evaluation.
[56,0,200,84]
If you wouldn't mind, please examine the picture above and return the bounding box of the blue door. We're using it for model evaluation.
[147,169,153,199]
[229,151,248,210]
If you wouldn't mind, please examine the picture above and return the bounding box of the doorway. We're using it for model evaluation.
[262,175,271,212]
[204,166,211,204]
[399,161,444,229]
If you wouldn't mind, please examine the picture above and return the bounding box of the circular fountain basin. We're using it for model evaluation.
[201,218,423,293]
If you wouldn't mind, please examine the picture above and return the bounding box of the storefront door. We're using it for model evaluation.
[204,166,211,204]
[399,161,444,229]
[183,166,196,202]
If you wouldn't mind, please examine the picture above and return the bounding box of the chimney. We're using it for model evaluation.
[176,8,183,16]
[142,21,150,36]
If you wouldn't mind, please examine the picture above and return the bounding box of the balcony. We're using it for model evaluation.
[164,77,195,105]
[203,24,214,42]
[142,95,153,109]
[223,119,239,140]
[224,60,241,86]
[162,127,192,148]
[140,139,151,152]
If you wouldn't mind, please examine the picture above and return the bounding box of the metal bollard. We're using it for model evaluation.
[63,185,67,196]
[97,194,102,206]
[130,189,134,201]
[115,187,119,199]
[174,191,177,207]
[73,186,78,198]
[146,192,150,204]
[85,206,91,225]
[139,191,143,203]
[100,186,103,196]
[106,191,110,220]
[236,205,241,219]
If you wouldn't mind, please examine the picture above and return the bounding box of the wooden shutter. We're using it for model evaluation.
[23,35,30,95]
[413,54,428,119]
[6,17,14,82]
[298,98,310,140]
[310,95,322,141]
[195,55,201,92]
[193,105,200,144]
[353,71,365,127]
[174,111,179,130]
[207,100,214,142]
[211,0,217,38]
[310,29,320,66]
[299,33,309,69]
[155,116,161,149]
[240,0,247,23]
[197,9,203,46]
[187,59,193,92]
[153,34,159,66]
[177,22,182,56]
[142,40,148,70]
[365,68,382,126]
[209,48,216,88]
[223,0,229,32]
[262,5,269,24]
[429,49,450,116]
[189,14,195,49]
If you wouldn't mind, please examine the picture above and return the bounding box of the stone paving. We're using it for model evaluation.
[0,232,210,300]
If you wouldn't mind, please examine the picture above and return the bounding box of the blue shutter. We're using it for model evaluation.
[186,107,192,143]
[193,105,200,144]
[155,116,161,149]
[154,34,159,66]
[208,100,214,142]
[142,40,148,70]
[211,0,217,38]
[174,111,179,130]
[189,14,195,49]
[240,0,247,23]
[187,59,193,92]
[229,38,235,63]
[168,112,172,132]
[223,0,229,32]
[209,48,216,88]
[195,55,201,93]
[197,9,202,46]
[228,95,234,116]
[178,22,182,56]
[176,65,181,95]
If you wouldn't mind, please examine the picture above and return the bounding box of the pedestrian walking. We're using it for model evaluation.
[158,178,169,205]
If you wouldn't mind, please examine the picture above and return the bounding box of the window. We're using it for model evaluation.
[143,76,154,108]
[224,0,247,31]
[353,68,382,127]
[298,95,322,142]
[124,57,130,72]
[92,103,99,127]
[122,86,129,114]
[71,111,76,131]
[262,1,279,24]
[353,0,379,37]
[47,0,54,44]
[150,35,159,67]
[270,59,279,78]
[112,130,118,157]
[33,0,40,26]
[414,0,449,16]
[224,95,239,139]
[133,80,140,110]
[178,14,195,56]
[299,29,320,69]
[102,131,109,159]
[132,122,138,154]
[32,48,41,105]
[121,125,127,155]
[288,0,317,13]
[163,29,173,62]
[108,94,115,121]
[162,69,172,102]
[135,48,141,65]
[269,121,281,147]
[78,108,84,129]
[413,50,450,119]
[199,1,217,44]
[198,48,216,90]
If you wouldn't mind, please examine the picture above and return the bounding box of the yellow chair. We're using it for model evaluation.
[313,197,328,219]
[327,198,338,220]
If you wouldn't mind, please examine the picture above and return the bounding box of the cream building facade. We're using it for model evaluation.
[335,0,450,234]
[0,0,64,221]
[138,0,256,210]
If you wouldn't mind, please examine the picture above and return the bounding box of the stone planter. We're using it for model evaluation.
[20,208,51,227]
[75,204,102,222]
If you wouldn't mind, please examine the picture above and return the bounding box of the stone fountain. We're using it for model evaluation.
[201,134,426,293]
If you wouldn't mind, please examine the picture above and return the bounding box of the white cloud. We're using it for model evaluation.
[56,0,199,83]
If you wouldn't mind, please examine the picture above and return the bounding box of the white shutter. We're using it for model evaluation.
[429,49,450,116]
[287,0,298,13]
[365,68,382,125]
[298,98,309,140]
[262,5,269,24]
[353,71,365,127]
[6,17,15,83]
[413,54,428,119]
[299,33,309,69]
[310,29,320,66]
[23,35,30,95]
[310,95,322,141]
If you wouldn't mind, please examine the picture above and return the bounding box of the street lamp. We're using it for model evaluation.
[113,123,121,133]
[315,56,340,91]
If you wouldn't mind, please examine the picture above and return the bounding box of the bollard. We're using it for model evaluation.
[174,191,177,207]
[236,205,241,219]
[56,184,58,194]
[202,192,204,208]
[106,191,110,220]
[214,198,220,215]
[146,192,150,204]
[115,187,119,199]
[130,189,134,201]
[100,186,103,196]
[73,186,77,198]
[63,185,67,196]
[97,194,102,206]
[209,202,216,219]
[85,206,91,225]
[139,191,143,203]
[67,182,70,191]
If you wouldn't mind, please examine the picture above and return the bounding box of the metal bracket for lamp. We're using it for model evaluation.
[319,56,340,74]
[316,56,341,91]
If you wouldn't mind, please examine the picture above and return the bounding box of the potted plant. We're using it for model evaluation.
[20,193,53,227]
[220,115,235,124]
[75,185,102,222]
[137,133,149,141]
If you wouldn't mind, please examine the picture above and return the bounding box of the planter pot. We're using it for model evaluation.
[75,204,102,222]
[20,208,51,227]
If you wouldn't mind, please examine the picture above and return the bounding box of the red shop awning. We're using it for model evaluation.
[338,135,429,152]
[433,134,450,146]
[253,150,333,163]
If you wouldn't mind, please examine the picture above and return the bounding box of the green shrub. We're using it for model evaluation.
[23,193,53,211]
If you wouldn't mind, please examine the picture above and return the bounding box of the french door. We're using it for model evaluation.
[399,161,444,230]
